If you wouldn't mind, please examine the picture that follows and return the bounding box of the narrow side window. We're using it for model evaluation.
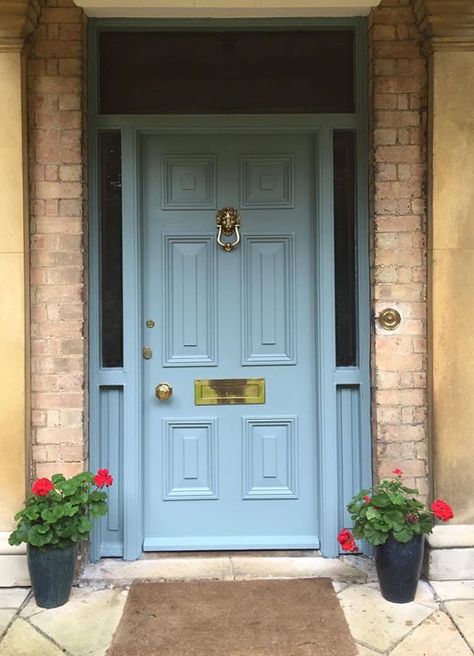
[334,130,357,367]
[99,131,123,368]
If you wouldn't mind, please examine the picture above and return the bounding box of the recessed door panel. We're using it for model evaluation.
[142,133,318,550]
[162,418,218,500]
[242,235,296,365]
[243,417,297,499]
[162,235,217,366]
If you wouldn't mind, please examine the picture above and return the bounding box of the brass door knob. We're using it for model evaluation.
[155,382,173,401]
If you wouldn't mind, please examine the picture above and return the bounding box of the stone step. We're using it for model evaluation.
[425,525,474,581]
[81,555,367,585]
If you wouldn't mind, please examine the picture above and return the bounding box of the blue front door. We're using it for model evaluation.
[142,132,319,550]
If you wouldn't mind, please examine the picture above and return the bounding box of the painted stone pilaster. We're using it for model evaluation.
[0,0,40,585]
[415,0,474,523]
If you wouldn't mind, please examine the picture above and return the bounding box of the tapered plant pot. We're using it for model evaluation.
[27,544,76,608]
[375,534,424,603]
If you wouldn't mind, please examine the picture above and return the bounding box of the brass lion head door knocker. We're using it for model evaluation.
[216,207,241,252]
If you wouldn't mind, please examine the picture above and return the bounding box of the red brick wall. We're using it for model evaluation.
[369,0,429,495]
[27,0,87,479]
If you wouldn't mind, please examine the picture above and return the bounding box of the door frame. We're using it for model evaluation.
[88,18,371,560]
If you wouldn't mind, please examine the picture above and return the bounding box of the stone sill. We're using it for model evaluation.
[427,525,474,549]
[0,531,26,556]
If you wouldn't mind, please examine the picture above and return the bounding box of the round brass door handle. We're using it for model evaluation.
[155,382,173,401]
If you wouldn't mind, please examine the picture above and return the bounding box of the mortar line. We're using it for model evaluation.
[229,556,236,581]
[354,639,387,654]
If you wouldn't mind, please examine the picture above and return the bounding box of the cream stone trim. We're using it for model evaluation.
[0,39,25,53]
[0,532,25,556]
[427,525,474,549]
[74,0,381,18]
[0,0,41,48]
[0,533,29,588]
[414,0,474,51]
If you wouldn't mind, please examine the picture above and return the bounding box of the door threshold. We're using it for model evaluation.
[81,553,367,585]
[141,549,322,559]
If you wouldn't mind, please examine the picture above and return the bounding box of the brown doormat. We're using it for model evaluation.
[107,579,357,656]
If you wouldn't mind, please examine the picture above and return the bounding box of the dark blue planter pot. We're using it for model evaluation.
[27,544,76,609]
[375,534,424,603]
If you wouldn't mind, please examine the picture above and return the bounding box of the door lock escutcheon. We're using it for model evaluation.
[143,346,153,360]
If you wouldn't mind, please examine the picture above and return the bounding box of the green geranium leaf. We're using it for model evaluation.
[24,506,41,521]
[28,526,53,547]
[8,530,27,546]
[389,493,405,506]
[56,480,75,496]
[89,501,107,517]
[392,528,413,543]
[366,506,381,520]
[78,516,92,534]
[371,495,389,507]
[364,525,387,545]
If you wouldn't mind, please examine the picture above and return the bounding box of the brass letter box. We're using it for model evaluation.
[194,378,265,405]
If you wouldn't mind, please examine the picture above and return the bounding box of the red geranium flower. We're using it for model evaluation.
[363,495,371,504]
[337,528,358,553]
[431,499,454,522]
[93,468,113,488]
[32,478,54,496]
[392,468,403,476]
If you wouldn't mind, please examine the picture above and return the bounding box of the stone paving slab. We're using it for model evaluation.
[431,580,474,600]
[332,581,351,594]
[0,609,16,634]
[24,587,128,656]
[0,588,29,609]
[338,583,434,653]
[390,610,472,656]
[2,571,474,656]
[445,600,474,651]
[0,617,64,656]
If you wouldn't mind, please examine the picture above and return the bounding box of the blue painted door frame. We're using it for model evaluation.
[88,18,371,560]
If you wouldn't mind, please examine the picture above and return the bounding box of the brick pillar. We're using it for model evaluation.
[369,0,429,495]
[27,0,87,479]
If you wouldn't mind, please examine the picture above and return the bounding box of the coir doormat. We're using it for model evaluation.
[107,579,357,656]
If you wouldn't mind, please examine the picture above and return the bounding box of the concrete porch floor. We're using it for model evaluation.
[1,556,474,655]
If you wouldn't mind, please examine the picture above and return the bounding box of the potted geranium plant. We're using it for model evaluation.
[338,468,454,603]
[9,469,113,608]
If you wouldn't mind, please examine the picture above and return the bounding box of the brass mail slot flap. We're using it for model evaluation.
[195,378,265,405]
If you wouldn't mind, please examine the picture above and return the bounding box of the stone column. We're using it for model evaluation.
[415,0,474,578]
[0,0,39,585]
